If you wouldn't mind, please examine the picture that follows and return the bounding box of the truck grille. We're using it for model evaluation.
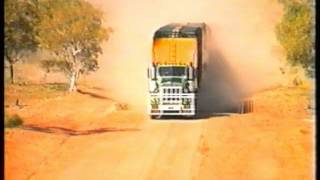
[160,87,183,105]
[162,97,181,105]
[162,87,181,94]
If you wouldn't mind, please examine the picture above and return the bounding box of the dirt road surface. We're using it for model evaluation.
[5,85,314,180]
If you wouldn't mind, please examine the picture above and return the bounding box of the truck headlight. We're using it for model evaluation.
[183,81,194,93]
[154,87,159,93]
[149,81,159,93]
[187,81,194,92]
[183,87,189,93]
[183,82,189,93]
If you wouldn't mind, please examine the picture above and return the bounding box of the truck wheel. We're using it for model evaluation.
[184,115,195,119]
[244,101,248,113]
[150,115,161,119]
[239,101,244,114]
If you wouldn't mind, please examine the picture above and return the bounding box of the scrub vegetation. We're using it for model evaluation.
[5,114,24,128]
[276,0,315,77]
[4,0,38,84]
[4,0,111,92]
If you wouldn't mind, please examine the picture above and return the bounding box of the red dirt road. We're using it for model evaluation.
[5,86,314,180]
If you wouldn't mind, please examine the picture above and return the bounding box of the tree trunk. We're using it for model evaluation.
[9,63,15,84]
[42,72,48,84]
[75,71,80,87]
[69,71,77,92]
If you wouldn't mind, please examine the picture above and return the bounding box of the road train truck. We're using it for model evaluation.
[147,23,207,118]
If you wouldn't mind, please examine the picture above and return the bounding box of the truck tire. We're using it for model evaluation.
[150,115,161,119]
[184,115,195,119]
[244,101,248,113]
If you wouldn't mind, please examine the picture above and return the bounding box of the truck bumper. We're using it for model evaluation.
[149,109,195,116]
[148,93,196,116]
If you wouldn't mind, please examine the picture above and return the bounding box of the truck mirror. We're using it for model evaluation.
[150,66,156,80]
[147,69,150,78]
[188,66,194,80]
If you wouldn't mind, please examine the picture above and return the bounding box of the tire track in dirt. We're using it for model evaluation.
[190,120,209,180]
[23,111,148,180]
[25,136,70,180]
[102,122,172,180]
[145,121,204,180]
[22,105,119,180]
[26,118,204,180]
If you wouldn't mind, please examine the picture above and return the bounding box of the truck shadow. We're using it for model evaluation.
[153,113,232,120]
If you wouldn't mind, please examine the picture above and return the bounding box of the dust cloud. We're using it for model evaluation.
[86,0,284,113]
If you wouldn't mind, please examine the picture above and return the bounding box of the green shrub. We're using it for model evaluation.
[5,114,24,128]
[276,0,315,76]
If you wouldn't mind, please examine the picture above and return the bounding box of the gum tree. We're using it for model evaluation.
[36,0,110,91]
[276,0,314,76]
[4,0,38,84]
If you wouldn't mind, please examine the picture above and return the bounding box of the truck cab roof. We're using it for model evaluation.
[154,23,206,39]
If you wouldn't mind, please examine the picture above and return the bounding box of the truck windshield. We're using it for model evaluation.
[158,66,186,76]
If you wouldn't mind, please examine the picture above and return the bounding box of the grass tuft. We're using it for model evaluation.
[5,114,24,128]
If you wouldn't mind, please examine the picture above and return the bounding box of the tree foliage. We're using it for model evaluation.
[35,0,111,91]
[4,0,38,83]
[276,0,314,76]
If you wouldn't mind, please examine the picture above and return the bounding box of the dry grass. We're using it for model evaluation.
[252,82,313,119]
[4,83,68,107]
